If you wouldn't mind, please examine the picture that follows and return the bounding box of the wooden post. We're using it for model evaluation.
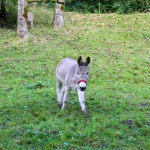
[17,0,28,40]
[52,0,65,29]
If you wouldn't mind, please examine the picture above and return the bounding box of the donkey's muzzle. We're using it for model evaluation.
[78,80,87,91]
[80,87,86,91]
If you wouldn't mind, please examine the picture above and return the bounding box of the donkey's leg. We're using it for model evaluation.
[60,86,65,99]
[60,86,65,108]
[61,86,70,110]
[77,89,86,114]
[31,21,33,28]
[56,79,63,108]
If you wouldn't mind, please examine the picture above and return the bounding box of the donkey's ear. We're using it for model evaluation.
[86,57,90,66]
[77,56,82,66]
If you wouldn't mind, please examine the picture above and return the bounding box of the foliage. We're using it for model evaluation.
[0,0,6,19]
[0,6,150,149]
[65,0,150,13]
[1,0,149,16]
[0,0,17,28]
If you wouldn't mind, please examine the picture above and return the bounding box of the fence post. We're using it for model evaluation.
[17,0,28,40]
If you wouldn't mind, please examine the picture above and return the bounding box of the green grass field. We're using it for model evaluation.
[0,6,150,149]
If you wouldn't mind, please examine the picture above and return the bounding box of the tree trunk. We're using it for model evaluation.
[52,0,65,29]
[0,0,7,19]
[17,0,28,40]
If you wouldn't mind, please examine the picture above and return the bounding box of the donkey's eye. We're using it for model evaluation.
[77,73,79,75]
[87,73,89,75]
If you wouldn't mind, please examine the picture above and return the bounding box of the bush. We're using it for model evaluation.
[65,0,150,13]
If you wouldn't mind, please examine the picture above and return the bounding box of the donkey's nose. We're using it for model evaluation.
[80,87,86,91]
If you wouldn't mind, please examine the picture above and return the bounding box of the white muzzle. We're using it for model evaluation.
[78,80,87,91]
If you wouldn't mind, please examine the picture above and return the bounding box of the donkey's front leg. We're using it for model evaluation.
[61,86,70,110]
[77,89,86,114]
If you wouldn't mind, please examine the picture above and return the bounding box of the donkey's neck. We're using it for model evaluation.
[65,64,78,86]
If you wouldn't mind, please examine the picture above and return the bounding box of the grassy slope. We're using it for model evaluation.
[0,7,150,149]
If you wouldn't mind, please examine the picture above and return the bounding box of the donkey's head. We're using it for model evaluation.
[76,56,90,91]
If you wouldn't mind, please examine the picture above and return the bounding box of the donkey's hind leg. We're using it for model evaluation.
[56,79,63,108]
[61,86,70,110]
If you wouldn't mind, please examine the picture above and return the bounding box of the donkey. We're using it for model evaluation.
[27,12,34,28]
[56,56,90,114]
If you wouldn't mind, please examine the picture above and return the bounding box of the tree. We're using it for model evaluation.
[0,0,7,19]
[52,0,65,29]
[17,0,28,39]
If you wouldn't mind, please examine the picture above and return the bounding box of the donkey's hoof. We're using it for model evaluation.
[58,104,62,109]
[82,110,87,115]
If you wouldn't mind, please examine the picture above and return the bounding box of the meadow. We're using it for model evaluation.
[0,6,150,149]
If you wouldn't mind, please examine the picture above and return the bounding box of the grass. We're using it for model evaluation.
[0,6,150,149]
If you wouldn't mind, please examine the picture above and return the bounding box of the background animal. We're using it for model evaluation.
[27,12,34,28]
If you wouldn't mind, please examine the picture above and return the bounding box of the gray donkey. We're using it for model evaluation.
[27,12,34,28]
[56,56,90,114]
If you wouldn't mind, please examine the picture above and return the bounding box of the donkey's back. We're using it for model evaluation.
[56,58,77,85]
